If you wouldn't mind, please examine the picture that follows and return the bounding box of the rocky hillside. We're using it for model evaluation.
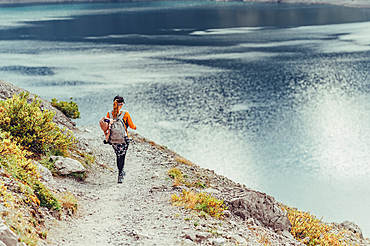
[0,79,369,245]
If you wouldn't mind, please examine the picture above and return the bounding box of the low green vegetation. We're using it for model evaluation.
[0,92,81,245]
[51,97,80,120]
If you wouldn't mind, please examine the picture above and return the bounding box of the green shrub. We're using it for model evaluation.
[51,97,80,119]
[0,92,76,156]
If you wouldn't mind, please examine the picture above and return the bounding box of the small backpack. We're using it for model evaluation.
[108,110,128,144]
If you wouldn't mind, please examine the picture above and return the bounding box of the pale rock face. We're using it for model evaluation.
[50,156,86,175]
[227,191,292,233]
[0,218,18,246]
[35,161,55,185]
[339,221,364,239]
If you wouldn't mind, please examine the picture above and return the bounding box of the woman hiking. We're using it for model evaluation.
[105,95,137,183]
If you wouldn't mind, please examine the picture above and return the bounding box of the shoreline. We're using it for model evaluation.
[0,0,370,8]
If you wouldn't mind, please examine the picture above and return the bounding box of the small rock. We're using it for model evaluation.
[136,232,151,239]
[203,188,220,195]
[246,217,255,225]
[211,238,226,246]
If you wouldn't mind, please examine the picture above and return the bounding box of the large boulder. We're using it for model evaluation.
[226,191,292,233]
[50,156,86,175]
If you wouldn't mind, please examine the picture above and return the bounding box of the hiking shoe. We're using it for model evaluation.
[118,174,123,183]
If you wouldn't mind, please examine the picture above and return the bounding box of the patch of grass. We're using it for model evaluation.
[171,189,227,218]
[67,172,86,181]
[167,167,209,189]
[168,167,184,186]
[281,205,344,245]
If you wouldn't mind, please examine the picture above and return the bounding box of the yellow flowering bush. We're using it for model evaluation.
[282,206,344,245]
[0,92,76,156]
[0,131,60,210]
[171,189,227,218]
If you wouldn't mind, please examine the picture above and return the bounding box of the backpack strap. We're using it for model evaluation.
[119,110,129,138]
[110,110,129,138]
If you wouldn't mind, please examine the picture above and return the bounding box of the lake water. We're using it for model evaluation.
[1,1,370,236]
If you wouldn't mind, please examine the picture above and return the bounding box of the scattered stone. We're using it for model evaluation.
[229,234,246,245]
[136,232,151,239]
[50,156,86,175]
[211,237,226,246]
[203,188,220,195]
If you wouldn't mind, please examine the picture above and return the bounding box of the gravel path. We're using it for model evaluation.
[43,125,199,245]
[39,125,301,246]
[38,125,370,246]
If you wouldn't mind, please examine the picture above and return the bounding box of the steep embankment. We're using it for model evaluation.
[0,79,369,246]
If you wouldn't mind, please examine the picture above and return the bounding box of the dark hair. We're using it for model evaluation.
[114,95,124,103]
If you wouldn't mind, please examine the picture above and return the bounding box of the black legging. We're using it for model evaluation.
[116,154,126,174]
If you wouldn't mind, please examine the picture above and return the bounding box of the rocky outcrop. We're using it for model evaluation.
[50,156,86,175]
[226,191,292,233]
[338,221,364,239]
[0,78,77,132]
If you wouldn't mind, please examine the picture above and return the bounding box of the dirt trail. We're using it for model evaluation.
[43,125,201,246]
[40,125,370,246]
